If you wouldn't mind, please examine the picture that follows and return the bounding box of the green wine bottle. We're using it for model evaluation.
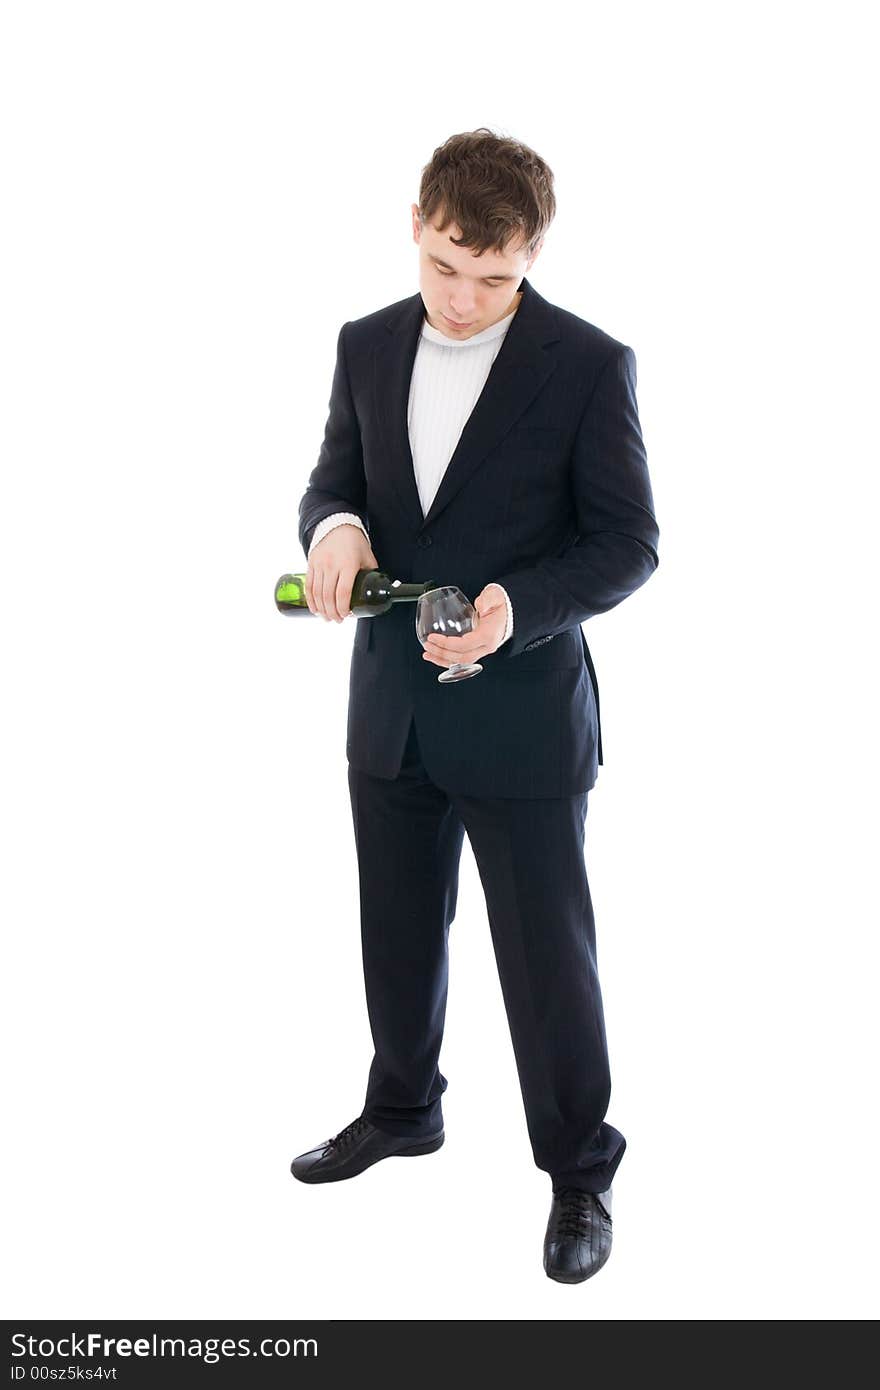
[274,569,438,617]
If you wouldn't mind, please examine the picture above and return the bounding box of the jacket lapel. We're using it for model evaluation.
[372,275,562,537]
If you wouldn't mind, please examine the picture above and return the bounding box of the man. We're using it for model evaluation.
[291,129,659,1283]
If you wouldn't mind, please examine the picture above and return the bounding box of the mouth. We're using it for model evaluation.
[444,315,473,328]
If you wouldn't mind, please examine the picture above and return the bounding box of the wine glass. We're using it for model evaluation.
[415,586,483,682]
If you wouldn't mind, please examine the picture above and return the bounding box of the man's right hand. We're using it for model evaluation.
[306,525,379,623]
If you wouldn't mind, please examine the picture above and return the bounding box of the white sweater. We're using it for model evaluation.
[308,301,521,644]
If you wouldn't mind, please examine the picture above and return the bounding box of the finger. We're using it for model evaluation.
[310,567,327,619]
[305,567,317,616]
[337,570,356,619]
[322,569,341,622]
[425,645,480,666]
[427,636,473,656]
[317,569,334,622]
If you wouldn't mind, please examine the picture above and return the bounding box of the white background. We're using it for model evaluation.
[2,0,877,1321]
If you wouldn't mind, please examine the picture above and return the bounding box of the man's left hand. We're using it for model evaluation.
[422,583,508,668]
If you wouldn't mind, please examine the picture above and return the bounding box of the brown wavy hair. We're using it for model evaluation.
[417,127,556,261]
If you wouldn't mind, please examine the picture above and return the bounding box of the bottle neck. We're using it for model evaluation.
[390,580,435,603]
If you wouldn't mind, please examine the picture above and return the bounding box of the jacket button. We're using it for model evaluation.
[416,534,433,548]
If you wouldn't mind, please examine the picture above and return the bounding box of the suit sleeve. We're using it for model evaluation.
[298,322,370,558]
[492,344,659,659]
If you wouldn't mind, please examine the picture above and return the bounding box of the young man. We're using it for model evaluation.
[291,129,660,1283]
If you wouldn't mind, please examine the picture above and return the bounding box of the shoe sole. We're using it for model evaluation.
[291,1130,445,1182]
[393,1131,445,1157]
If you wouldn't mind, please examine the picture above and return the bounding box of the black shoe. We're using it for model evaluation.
[290,1114,445,1184]
[543,1186,613,1283]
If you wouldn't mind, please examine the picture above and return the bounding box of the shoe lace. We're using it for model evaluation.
[325,1115,371,1151]
[554,1188,599,1238]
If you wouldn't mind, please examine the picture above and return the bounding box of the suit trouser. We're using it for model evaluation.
[347,714,625,1194]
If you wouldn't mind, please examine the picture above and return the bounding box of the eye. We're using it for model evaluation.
[435,266,504,288]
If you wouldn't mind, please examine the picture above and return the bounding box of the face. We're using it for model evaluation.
[411,204,543,340]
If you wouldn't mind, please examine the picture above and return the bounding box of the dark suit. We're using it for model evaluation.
[298,276,659,1192]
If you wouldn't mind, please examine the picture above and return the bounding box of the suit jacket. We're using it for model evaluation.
[298,276,659,798]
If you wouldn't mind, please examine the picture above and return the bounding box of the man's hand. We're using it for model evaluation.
[306,524,378,622]
[422,583,508,668]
